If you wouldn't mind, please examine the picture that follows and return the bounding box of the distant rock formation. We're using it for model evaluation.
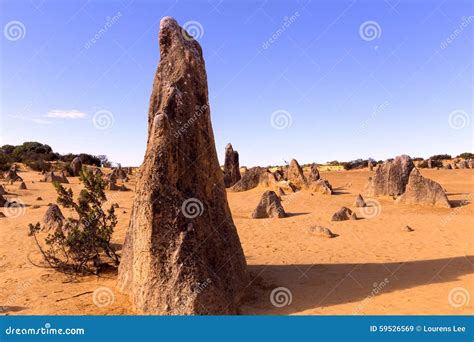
[4,167,22,182]
[42,171,69,183]
[117,17,248,315]
[230,167,275,192]
[70,157,83,176]
[396,168,451,208]
[251,190,286,218]
[307,163,320,182]
[368,160,374,171]
[223,143,241,188]
[365,155,414,197]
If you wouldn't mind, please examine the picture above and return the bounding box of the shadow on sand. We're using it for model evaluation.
[244,256,473,314]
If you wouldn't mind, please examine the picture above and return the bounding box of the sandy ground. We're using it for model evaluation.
[0,167,472,315]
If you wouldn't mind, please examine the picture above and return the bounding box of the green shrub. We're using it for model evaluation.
[28,169,119,274]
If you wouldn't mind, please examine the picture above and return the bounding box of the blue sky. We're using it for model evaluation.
[1,0,472,167]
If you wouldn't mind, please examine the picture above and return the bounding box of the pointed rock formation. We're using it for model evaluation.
[307,163,320,182]
[365,155,414,197]
[396,168,451,208]
[117,17,248,315]
[223,143,241,188]
[287,159,307,190]
[368,160,374,171]
[70,157,83,176]
[230,167,275,192]
[354,194,367,207]
[42,204,65,231]
[18,181,27,190]
[251,190,286,218]
[0,185,5,195]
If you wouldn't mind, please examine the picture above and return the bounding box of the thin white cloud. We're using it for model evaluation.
[31,118,53,124]
[45,110,87,119]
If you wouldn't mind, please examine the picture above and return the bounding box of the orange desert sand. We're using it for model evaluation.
[0,166,472,315]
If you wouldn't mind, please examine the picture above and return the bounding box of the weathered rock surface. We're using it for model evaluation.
[457,160,468,169]
[223,143,241,188]
[70,157,83,176]
[310,179,333,195]
[354,194,367,207]
[287,159,307,190]
[396,168,451,208]
[0,194,6,207]
[117,17,248,315]
[0,185,6,195]
[365,155,414,197]
[230,167,275,192]
[331,207,356,221]
[251,190,286,218]
[42,204,65,231]
[307,163,320,182]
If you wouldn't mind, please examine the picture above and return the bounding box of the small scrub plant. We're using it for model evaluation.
[28,169,119,274]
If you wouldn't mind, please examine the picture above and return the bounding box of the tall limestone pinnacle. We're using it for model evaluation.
[117,17,249,314]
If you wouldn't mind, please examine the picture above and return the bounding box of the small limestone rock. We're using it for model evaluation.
[354,194,367,207]
[309,225,336,238]
[36,197,43,201]
[402,225,414,232]
[331,207,354,221]
[252,190,286,218]
[310,179,333,195]
[18,181,27,190]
